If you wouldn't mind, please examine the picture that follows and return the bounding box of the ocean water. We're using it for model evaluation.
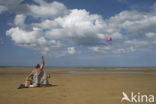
[1,66,156,69]
[69,71,156,75]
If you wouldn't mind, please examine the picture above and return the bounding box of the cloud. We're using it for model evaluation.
[108,10,156,37]
[28,0,69,19]
[6,27,42,45]
[0,0,29,14]
[45,9,111,46]
[67,47,76,55]
[0,5,7,13]
[146,32,156,38]
[152,2,156,10]
[89,46,112,53]
[4,0,156,56]
[6,27,62,49]
[124,40,149,47]
[112,46,135,54]
[14,14,26,29]
[0,0,23,4]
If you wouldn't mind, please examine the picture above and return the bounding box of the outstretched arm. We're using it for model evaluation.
[40,56,45,70]
[26,71,33,80]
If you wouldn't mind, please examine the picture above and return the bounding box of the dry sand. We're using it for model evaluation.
[0,68,156,104]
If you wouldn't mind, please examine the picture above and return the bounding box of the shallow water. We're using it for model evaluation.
[69,71,156,75]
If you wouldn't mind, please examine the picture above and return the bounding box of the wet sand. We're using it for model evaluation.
[0,68,156,104]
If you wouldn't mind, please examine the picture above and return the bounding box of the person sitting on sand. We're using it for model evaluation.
[26,56,50,87]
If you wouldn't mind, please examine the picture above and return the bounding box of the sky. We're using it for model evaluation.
[0,0,156,67]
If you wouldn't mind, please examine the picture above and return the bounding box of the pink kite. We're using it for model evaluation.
[104,36,112,42]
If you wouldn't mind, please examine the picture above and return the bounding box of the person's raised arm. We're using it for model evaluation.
[40,56,45,70]
[26,71,33,80]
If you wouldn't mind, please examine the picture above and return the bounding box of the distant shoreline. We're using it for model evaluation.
[0,66,156,69]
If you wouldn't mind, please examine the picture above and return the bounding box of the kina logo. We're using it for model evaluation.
[121,92,154,103]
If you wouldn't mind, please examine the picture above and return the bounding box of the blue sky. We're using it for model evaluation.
[0,0,156,67]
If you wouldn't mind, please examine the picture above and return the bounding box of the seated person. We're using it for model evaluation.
[26,56,50,87]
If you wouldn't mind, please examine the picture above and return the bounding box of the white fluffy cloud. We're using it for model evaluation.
[6,27,62,53]
[4,0,156,56]
[28,0,69,19]
[45,9,112,46]
[7,27,42,45]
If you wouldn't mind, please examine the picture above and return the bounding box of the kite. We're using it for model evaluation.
[104,35,112,42]
[103,35,112,45]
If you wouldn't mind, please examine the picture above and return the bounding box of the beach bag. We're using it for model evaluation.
[24,80,31,87]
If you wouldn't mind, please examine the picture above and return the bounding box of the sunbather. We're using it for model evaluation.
[26,56,50,87]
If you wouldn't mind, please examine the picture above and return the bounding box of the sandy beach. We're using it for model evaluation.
[0,68,156,104]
